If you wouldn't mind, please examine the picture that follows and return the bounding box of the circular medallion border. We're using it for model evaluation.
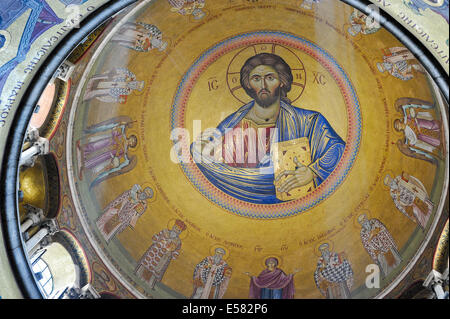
[170,31,362,219]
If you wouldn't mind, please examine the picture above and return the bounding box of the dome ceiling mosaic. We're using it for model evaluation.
[33,0,449,299]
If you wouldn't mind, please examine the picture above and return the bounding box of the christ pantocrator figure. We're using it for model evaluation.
[190,53,345,204]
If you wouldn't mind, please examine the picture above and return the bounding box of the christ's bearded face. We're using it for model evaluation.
[248,65,282,108]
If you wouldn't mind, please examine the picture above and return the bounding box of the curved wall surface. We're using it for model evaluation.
[0,0,448,300]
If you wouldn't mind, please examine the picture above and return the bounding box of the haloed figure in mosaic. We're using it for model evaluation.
[111,22,167,52]
[135,220,187,290]
[384,172,433,231]
[96,184,154,243]
[246,257,299,299]
[393,99,442,164]
[347,8,381,36]
[76,116,138,188]
[191,248,232,299]
[83,67,145,104]
[191,53,345,204]
[168,0,206,19]
[314,243,354,299]
[357,214,402,278]
[377,47,425,81]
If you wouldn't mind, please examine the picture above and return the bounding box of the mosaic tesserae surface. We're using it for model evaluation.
[0,0,448,299]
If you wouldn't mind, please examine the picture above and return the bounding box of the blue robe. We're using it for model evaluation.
[260,288,283,299]
[191,101,345,204]
[406,0,449,23]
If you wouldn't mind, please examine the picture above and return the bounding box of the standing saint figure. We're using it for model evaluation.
[393,100,442,164]
[111,22,167,52]
[314,243,354,299]
[357,214,402,278]
[246,257,299,299]
[135,220,187,289]
[377,47,425,81]
[83,67,145,104]
[189,53,345,204]
[300,0,320,10]
[96,184,154,243]
[384,172,433,230]
[168,0,206,19]
[347,8,381,36]
[191,247,232,299]
[76,116,138,188]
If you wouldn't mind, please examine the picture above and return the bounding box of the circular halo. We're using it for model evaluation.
[157,36,172,55]
[314,240,334,257]
[146,36,172,57]
[131,81,147,96]
[343,22,364,41]
[189,8,209,23]
[124,128,139,150]
[261,254,283,269]
[226,43,307,105]
[381,169,397,189]
[354,208,372,229]
[391,117,406,138]
[167,218,189,239]
[209,244,230,260]
[139,182,157,203]
[373,57,390,78]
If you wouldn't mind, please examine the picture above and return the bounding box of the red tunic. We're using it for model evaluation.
[222,118,275,168]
